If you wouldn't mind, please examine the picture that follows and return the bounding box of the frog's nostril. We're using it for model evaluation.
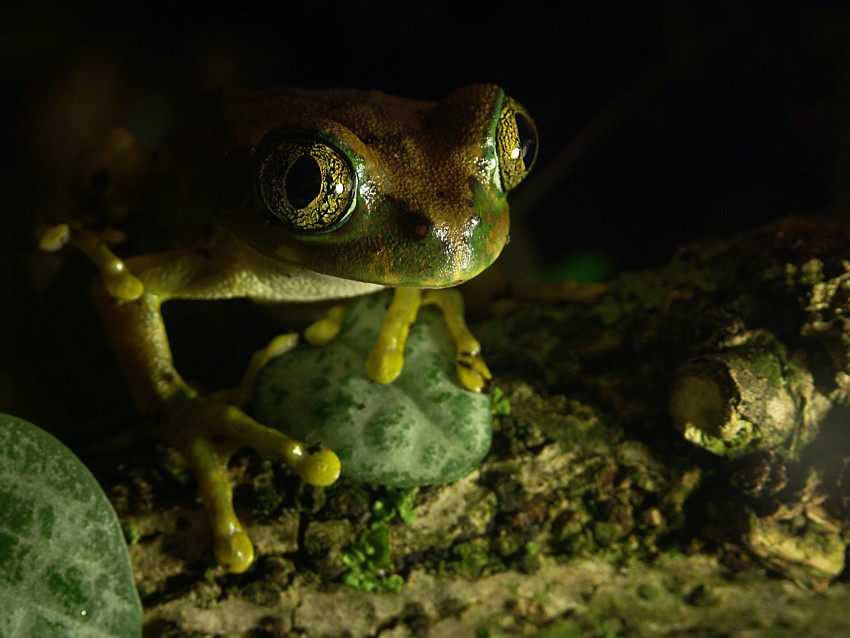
[411,221,429,239]
[397,207,433,242]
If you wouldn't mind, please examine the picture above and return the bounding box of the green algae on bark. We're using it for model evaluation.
[103,214,850,635]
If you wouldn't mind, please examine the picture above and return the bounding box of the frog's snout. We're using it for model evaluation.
[409,202,510,288]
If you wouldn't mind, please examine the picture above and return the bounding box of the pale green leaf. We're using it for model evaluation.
[254,291,492,486]
[0,414,142,638]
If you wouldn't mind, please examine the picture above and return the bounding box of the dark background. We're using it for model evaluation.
[5,2,849,279]
[3,2,850,429]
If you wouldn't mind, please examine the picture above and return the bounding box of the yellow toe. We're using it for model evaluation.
[215,530,255,574]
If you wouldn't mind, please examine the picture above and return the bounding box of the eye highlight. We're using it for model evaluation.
[257,137,355,232]
[495,97,538,192]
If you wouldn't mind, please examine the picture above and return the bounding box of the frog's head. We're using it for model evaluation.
[216,84,537,288]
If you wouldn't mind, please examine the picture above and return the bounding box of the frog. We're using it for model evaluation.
[38,83,538,573]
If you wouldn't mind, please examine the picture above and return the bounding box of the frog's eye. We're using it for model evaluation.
[495,97,538,192]
[257,138,355,232]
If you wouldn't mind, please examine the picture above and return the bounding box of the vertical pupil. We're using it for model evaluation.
[286,154,322,209]
[514,112,537,168]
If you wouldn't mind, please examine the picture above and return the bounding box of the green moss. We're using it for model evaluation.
[491,386,511,416]
[592,258,719,326]
[636,582,663,601]
[371,487,418,524]
[450,538,504,579]
[122,523,141,545]
[336,488,421,592]
[799,258,825,286]
[341,522,403,592]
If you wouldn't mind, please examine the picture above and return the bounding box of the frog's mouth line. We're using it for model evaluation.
[251,187,510,289]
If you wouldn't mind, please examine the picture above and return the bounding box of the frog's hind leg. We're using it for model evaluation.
[168,401,340,574]
[91,237,340,573]
[173,423,253,573]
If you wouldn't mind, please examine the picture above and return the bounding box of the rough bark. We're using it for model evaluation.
[91,213,850,636]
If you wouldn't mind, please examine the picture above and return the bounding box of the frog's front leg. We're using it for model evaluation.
[93,238,340,573]
[366,287,493,392]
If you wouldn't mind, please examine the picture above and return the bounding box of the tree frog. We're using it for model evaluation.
[39,84,537,573]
